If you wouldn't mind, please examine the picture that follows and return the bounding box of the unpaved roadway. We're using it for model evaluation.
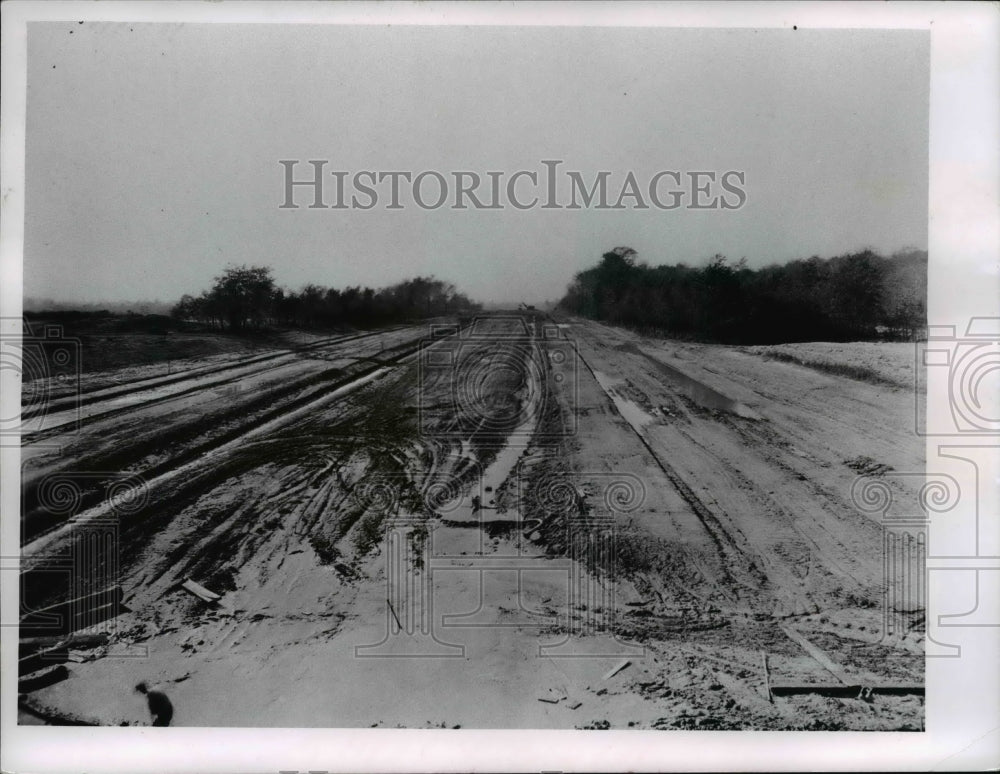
[19,314,923,729]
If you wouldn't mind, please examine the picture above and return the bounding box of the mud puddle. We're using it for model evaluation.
[438,347,543,525]
[617,342,761,420]
[591,369,658,430]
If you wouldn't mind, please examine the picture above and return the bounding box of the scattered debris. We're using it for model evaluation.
[180,579,222,604]
[602,659,632,681]
[19,318,926,730]
[844,455,893,477]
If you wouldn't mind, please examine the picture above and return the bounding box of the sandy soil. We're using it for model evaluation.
[742,341,919,390]
[19,314,923,729]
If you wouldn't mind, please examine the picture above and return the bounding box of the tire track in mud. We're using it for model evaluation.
[36,379,419,616]
[141,457,355,601]
[21,315,924,729]
[147,328,547,621]
[23,328,417,442]
[515,328,736,614]
[51,329,538,629]
[572,340,771,611]
[568,320,890,615]
[22,365,367,545]
[21,334,431,553]
[21,330,423,523]
[22,327,408,424]
[606,332,896,610]
[103,329,447,614]
[145,452,354,600]
[668,421,845,615]
[701,410,886,605]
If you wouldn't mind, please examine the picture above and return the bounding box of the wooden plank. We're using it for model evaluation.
[770,683,924,698]
[180,579,221,603]
[780,625,852,685]
[761,652,772,703]
[602,659,632,681]
[538,687,567,704]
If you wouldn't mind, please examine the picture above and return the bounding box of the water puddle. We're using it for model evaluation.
[590,370,658,430]
[436,349,543,526]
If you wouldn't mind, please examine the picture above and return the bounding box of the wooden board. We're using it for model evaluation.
[770,683,924,697]
[180,579,221,603]
[780,625,852,685]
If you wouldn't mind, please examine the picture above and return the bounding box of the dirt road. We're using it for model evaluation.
[21,325,427,546]
[19,314,923,729]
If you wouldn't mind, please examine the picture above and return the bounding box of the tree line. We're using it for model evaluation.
[172,265,481,331]
[559,247,926,344]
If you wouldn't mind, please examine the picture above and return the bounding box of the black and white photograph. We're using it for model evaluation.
[1,2,997,771]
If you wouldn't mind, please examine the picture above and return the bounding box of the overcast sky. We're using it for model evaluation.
[25,23,928,305]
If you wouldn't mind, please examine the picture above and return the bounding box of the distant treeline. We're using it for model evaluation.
[24,298,173,316]
[559,247,927,343]
[172,265,481,331]
[24,309,178,335]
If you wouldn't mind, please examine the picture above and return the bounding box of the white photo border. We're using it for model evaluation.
[1,1,997,772]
